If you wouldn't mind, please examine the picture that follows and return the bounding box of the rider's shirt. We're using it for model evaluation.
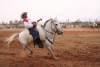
[23,18,39,40]
[23,18,39,28]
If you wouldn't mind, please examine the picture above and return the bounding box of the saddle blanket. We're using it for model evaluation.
[23,24,46,43]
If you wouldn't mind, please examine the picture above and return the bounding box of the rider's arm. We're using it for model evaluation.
[23,19,35,28]
[37,19,42,23]
[31,18,42,23]
[24,22,35,28]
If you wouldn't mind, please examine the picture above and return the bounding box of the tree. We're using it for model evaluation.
[18,19,23,25]
[95,19,99,23]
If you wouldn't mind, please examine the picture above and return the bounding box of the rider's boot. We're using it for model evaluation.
[35,37,44,48]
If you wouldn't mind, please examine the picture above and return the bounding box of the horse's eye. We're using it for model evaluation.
[55,24,57,26]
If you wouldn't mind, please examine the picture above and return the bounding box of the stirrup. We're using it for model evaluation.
[38,44,44,48]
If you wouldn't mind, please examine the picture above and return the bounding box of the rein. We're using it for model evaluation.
[43,19,57,44]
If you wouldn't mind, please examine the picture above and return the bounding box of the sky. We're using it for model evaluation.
[0,0,100,23]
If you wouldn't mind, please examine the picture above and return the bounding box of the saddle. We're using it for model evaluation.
[36,24,46,41]
[23,24,46,44]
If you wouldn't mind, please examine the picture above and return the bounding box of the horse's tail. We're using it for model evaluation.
[5,33,19,48]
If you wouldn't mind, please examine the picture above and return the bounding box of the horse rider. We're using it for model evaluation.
[21,12,44,48]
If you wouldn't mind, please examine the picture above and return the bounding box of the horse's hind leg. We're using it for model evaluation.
[27,47,33,54]
[23,46,31,56]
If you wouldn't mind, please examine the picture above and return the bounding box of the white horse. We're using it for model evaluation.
[5,18,63,60]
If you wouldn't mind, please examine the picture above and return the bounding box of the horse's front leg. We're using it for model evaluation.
[51,45,54,52]
[48,45,54,55]
[45,46,58,60]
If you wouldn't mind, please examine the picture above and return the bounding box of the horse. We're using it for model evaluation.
[90,24,100,30]
[6,25,10,29]
[5,17,63,60]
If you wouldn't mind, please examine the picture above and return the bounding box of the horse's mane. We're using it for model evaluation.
[43,19,51,28]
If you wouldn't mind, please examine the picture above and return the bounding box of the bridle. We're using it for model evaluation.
[43,19,58,34]
[51,20,59,33]
[43,19,59,44]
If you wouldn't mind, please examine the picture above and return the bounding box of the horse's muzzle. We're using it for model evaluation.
[57,31,63,35]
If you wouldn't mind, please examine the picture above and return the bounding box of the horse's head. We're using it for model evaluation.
[50,17,63,35]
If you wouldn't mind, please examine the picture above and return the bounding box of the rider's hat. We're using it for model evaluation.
[21,12,27,19]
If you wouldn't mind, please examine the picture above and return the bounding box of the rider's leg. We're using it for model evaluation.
[35,37,44,48]
[31,27,44,48]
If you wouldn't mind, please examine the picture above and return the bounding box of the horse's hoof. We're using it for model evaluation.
[28,56,31,58]
[31,52,33,54]
[28,55,31,58]
[54,57,58,60]
[28,53,31,58]
[48,52,51,55]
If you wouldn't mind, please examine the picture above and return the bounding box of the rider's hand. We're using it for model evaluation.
[32,22,37,26]
[33,23,37,26]
[39,18,42,21]
[32,22,36,24]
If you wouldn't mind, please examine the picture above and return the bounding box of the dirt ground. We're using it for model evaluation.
[0,28,100,67]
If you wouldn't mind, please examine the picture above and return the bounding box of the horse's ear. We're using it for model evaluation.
[57,19,58,23]
[50,17,52,20]
[55,17,57,20]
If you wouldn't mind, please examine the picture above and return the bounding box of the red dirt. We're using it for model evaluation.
[0,28,100,67]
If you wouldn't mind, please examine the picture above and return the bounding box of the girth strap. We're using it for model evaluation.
[46,37,53,44]
[31,27,35,47]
